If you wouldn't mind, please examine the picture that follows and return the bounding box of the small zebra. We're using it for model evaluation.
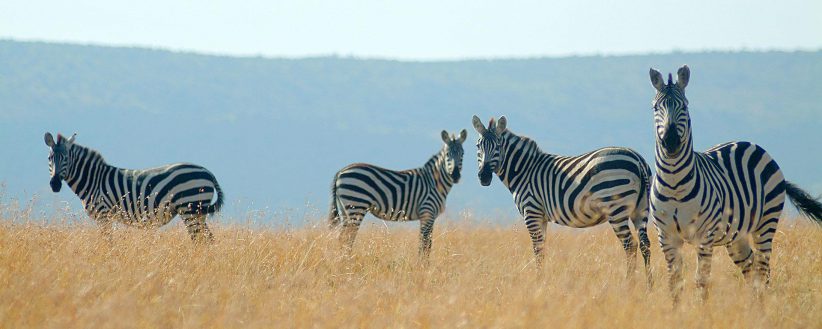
[45,132,224,242]
[473,115,653,285]
[329,129,466,258]
[648,65,822,303]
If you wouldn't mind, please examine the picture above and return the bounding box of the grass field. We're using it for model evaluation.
[1,204,821,328]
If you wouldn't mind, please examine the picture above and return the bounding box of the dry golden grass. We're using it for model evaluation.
[1,207,821,328]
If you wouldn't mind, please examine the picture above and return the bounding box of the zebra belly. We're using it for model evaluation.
[110,200,178,227]
[539,199,598,228]
[368,204,419,221]
[545,190,639,228]
[554,215,607,228]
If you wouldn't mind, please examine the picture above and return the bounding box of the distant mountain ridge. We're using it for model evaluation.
[1,40,820,223]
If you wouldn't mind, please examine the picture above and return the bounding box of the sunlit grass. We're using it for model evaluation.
[0,200,820,328]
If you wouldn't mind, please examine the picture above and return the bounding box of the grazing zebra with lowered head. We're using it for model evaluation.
[45,132,224,242]
[648,65,822,303]
[329,129,466,259]
[472,115,653,285]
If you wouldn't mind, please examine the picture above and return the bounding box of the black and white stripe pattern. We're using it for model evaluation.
[648,65,822,303]
[329,129,466,258]
[45,132,223,242]
[473,116,653,284]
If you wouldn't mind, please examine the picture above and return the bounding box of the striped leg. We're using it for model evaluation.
[339,205,366,254]
[418,213,436,260]
[609,216,637,279]
[751,250,771,294]
[633,216,653,288]
[181,213,214,243]
[727,239,754,278]
[752,215,780,288]
[632,195,653,288]
[524,211,546,267]
[695,243,713,302]
[660,234,684,304]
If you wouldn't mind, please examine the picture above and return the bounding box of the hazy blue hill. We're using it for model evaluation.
[1,40,820,223]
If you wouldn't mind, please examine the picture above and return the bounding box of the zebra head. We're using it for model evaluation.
[472,115,507,186]
[441,129,467,183]
[44,132,76,192]
[649,65,691,158]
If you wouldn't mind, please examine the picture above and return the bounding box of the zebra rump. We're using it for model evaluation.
[328,171,342,228]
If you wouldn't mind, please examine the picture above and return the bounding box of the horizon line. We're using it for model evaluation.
[2,37,820,63]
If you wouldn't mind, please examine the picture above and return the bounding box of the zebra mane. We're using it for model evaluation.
[502,130,542,154]
[422,145,447,170]
[70,142,107,165]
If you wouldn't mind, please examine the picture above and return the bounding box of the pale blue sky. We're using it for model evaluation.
[1,0,820,59]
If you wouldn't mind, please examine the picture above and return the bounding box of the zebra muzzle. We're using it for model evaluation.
[478,167,493,186]
[662,126,681,156]
[50,176,62,192]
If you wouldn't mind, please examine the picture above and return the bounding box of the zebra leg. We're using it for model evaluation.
[418,214,436,260]
[609,216,637,279]
[750,249,771,296]
[727,239,754,282]
[660,235,684,304]
[632,215,653,289]
[524,212,546,268]
[751,237,775,294]
[695,243,713,302]
[752,215,780,289]
[181,213,214,243]
[339,207,366,255]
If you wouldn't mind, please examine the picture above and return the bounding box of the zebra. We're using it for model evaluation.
[648,65,822,303]
[44,132,224,242]
[328,129,467,259]
[472,115,653,285]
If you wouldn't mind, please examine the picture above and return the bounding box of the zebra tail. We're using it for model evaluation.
[203,175,224,214]
[328,172,341,229]
[784,181,822,224]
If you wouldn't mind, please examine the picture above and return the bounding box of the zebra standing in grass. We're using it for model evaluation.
[472,115,653,285]
[45,132,223,242]
[329,129,466,258]
[648,65,822,303]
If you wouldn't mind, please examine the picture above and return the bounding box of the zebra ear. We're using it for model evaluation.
[649,68,665,92]
[441,130,450,143]
[676,65,690,90]
[495,116,507,135]
[458,129,467,143]
[44,132,55,147]
[472,115,487,134]
[67,133,77,144]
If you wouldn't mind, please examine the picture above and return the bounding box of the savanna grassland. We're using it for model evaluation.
[1,202,820,328]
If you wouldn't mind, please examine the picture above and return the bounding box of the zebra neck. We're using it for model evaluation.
[64,145,113,202]
[654,133,697,194]
[425,149,454,194]
[497,131,539,190]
